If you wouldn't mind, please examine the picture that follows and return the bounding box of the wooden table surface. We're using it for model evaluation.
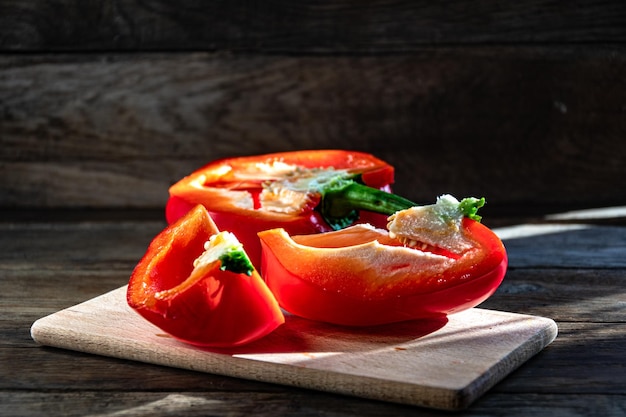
[2,207,625,417]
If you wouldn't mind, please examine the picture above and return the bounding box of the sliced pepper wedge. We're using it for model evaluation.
[165,150,405,269]
[127,205,285,347]
[257,195,507,326]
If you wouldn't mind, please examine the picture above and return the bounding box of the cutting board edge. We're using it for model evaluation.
[29,285,558,411]
[455,314,558,409]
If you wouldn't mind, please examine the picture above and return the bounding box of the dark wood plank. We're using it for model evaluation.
[2,48,626,209]
[496,223,626,269]
[1,1,625,52]
[1,390,625,416]
[0,270,131,315]
[0,220,165,268]
[3,390,422,417]
[482,269,626,322]
[0,343,285,392]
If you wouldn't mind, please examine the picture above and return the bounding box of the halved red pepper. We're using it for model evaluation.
[127,205,284,347]
[166,150,413,268]
[258,195,507,326]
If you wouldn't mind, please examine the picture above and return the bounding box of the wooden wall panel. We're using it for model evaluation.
[1,1,625,51]
[2,47,625,210]
[1,2,625,211]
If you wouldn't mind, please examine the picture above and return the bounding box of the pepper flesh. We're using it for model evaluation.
[166,150,399,268]
[257,195,507,326]
[127,205,285,347]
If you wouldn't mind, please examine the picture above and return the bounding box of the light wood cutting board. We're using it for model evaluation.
[31,286,557,410]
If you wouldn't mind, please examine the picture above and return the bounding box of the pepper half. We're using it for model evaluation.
[127,205,285,347]
[257,195,507,326]
[166,150,409,268]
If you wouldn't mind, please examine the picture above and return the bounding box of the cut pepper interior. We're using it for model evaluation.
[258,195,508,326]
[127,205,285,347]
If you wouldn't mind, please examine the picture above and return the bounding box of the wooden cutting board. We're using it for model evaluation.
[31,286,557,410]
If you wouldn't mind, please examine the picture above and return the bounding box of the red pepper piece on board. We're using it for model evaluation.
[127,205,284,347]
[166,150,413,268]
[258,195,507,326]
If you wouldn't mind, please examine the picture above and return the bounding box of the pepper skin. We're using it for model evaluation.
[127,205,285,347]
[257,196,507,326]
[166,150,396,268]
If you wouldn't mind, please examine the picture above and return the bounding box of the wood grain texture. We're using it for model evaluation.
[2,1,625,413]
[1,1,625,52]
[0,219,165,268]
[29,286,557,410]
[3,391,624,417]
[2,212,625,416]
[4,321,623,395]
[483,269,626,323]
[495,223,626,269]
[2,48,626,209]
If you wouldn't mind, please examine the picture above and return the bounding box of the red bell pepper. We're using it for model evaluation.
[166,150,414,268]
[127,205,284,347]
[258,195,507,326]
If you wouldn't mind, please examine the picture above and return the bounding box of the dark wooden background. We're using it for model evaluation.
[2,1,625,215]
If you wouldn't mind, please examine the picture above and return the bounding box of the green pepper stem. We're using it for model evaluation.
[458,197,486,222]
[319,180,416,230]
